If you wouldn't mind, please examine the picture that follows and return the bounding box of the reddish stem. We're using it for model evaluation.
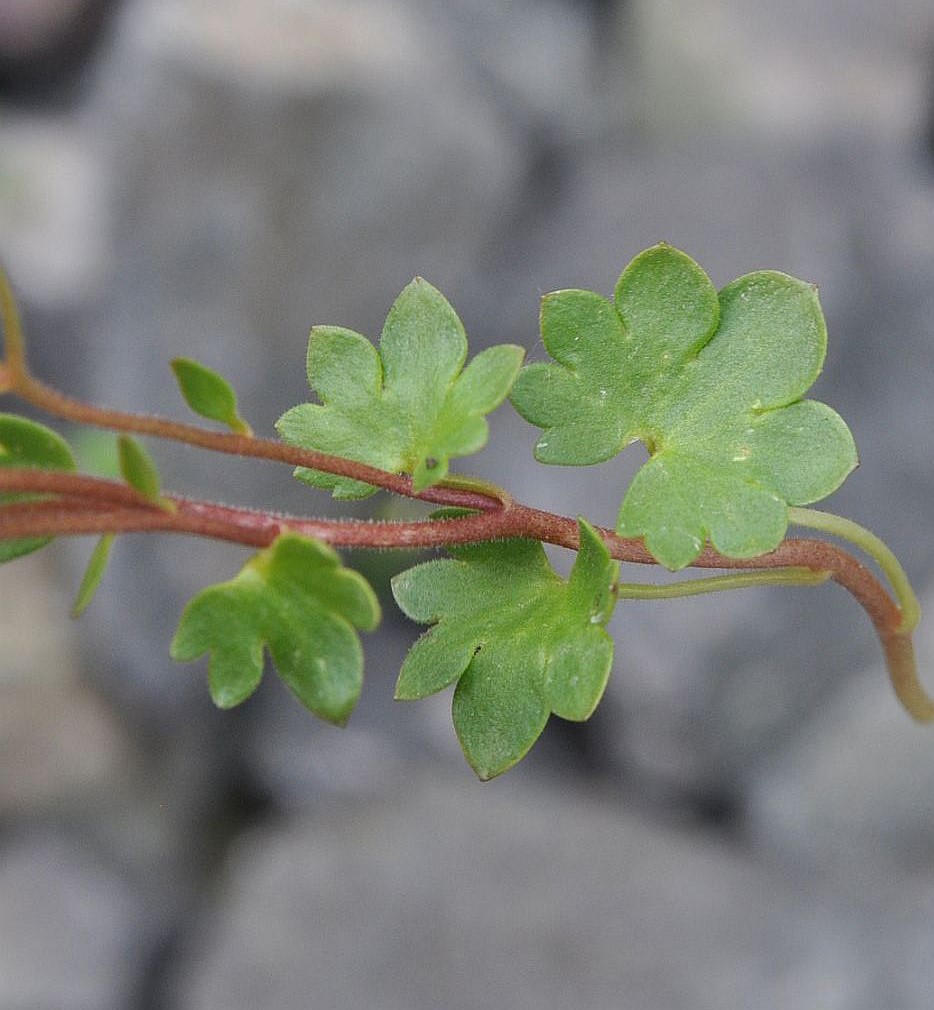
[0,333,927,719]
[8,373,500,513]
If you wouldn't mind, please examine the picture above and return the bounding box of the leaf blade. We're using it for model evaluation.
[117,435,162,502]
[170,533,380,722]
[391,518,618,778]
[513,245,857,568]
[278,279,523,495]
[71,534,115,618]
[171,357,252,434]
[0,413,76,562]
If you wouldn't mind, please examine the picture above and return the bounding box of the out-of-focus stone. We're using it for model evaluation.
[172,774,904,1010]
[90,0,525,436]
[0,682,132,814]
[0,829,142,1009]
[0,0,96,57]
[411,0,602,140]
[0,555,135,816]
[624,0,933,139]
[0,113,109,307]
[747,585,934,875]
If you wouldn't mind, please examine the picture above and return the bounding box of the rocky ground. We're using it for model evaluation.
[2,0,934,1006]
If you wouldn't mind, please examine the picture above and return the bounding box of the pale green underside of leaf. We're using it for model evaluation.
[510,243,858,569]
[171,357,251,434]
[391,519,618,779]
[71,534,115,617]
[0,413,76,563]
[117,434,161,501]
[170,534,380,724]
[276,279,524,498]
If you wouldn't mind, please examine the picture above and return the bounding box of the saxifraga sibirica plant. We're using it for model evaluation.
[0,243,926,780]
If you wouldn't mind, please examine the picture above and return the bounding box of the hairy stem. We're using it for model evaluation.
[16,372,502,507]
[0,467,928,721]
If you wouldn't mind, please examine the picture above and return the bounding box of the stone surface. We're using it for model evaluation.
[625,0,934,139]
[0,555,135,816]
[173,775,890,1010]
[0,829,142,1009]
[748,585,934,876]
[0,112,109,306]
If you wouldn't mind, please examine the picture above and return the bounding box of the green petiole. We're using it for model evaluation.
[615,566,830,601]
[788,506,920,633]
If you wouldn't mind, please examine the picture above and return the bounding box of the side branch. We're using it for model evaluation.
[3,373,502,513]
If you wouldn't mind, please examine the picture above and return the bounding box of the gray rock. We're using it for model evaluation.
[747,585,934,875]
[172,774,908,1010]
[623,0,933,139]
[0,555,135,818]
[410,0,603,140]
[0,112,109,308]
[0,829,143,1009]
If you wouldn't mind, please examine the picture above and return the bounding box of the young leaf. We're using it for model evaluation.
[171,357,252,435]
[391,519,618,780]
[0,413,76,563]
[510,244,858,569]
[71,534,115,617]
[170,533,381,723]
[276,279,524,498]
[117,435,162,502]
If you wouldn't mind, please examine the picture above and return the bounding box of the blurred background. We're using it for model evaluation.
[2,0,934,1006]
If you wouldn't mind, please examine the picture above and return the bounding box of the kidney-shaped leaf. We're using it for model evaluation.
[510,244,857,569]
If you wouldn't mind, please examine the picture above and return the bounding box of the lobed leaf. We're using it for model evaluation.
[0,413,76,562]
[276,279,524,498]
[510,244,858,569]
[170,533,380,723]
[391,519,618,779]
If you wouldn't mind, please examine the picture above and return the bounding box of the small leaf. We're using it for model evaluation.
[0,413,76,563]
[391,518,618,779]
[511,243,858,569]
[117,435,162,502]
[277,279,524,497]
[171,358,252,435]
[71,535,115,617]
[171,533,381,722]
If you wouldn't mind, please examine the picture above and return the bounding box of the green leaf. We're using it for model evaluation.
[71,534,115,617]
[276,279,524,498]
[391,518,618,779]
[117,435,162,502]
[510,244,858,569]
[0,413,76,562]
[170,533,381,722]
[171,357,252,434]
